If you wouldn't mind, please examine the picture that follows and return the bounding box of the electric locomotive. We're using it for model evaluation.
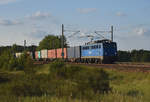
[81,39,117,63]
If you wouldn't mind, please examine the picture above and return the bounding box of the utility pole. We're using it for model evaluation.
[24,40,26,51]
[111,26,113,42]
[61,24,64,59]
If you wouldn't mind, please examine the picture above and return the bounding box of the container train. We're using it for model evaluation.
[15,39,117,64]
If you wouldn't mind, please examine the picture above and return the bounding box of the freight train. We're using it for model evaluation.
[15,39,117,64]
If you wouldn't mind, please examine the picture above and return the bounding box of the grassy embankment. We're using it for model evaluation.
[0,61,150,102]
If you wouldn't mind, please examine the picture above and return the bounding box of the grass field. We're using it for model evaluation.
[0,62,150,102]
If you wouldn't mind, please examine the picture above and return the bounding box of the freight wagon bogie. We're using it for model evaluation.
[68,58,81,63]
[81,58,103,64]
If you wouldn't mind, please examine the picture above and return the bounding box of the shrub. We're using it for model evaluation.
[0,50,35,71]
[50,60,65,70]
[49,60,111,96]
[8,57,18,70]
[0,50,13,70]
[10,74,50,97]
[11,80,44,97]
[127,89,141,97]
[23,54,35,75]
[49,60,65,77]
[76,69,111,94]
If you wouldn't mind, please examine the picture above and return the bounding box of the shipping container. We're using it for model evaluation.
[38,51,41,59]
[41,49,48,59]
[35,51,38,59]
[74,46,81,58]
[15,52,22,58]
[57,48,67,58]
[48,49,57,59]
[67,47,74,59]
[67,46,81,59]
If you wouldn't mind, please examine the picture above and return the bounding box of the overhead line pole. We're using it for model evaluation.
[62,24,64,59]
[111,26,113,42]
[94,25,114,42]
[24,40,26,51]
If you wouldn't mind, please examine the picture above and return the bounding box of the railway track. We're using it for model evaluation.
[34,61,150,72]
[70,63,150,72]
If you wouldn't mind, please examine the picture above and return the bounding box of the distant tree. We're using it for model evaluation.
[37,35,67,50]
[117,51,131,62]
[12,44,18,53]
[141,53,150,62]
[117,49,150,62]
[131,50,139,62]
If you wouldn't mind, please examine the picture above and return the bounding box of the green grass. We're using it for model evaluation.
[36,64,50,74]
[0,63,150,102]
[107,69,150,102]
[18,94,143,102]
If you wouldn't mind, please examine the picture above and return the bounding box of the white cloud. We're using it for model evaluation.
[77,8,97,14]
[26,11,51,20]
[116,12,127,17]
[0,18,22,26]
[0,0,18,5]
[133,27,150,36]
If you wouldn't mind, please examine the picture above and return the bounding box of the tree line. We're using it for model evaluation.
[0,45,37,56]
[117,50,150,62]
[0,35,67,55]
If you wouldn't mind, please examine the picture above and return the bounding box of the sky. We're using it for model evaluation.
[0,0,150,50]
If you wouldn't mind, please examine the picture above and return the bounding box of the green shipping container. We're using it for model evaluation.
[38,51,41,59]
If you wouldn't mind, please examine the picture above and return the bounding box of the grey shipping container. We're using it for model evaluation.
[67,46,81,59]
[41,49,48,59]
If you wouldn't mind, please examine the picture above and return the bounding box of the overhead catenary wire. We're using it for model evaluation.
[94,25,114,42]
[61,25,115,47]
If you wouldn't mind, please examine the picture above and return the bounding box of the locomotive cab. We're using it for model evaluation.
[103,41,117,63]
